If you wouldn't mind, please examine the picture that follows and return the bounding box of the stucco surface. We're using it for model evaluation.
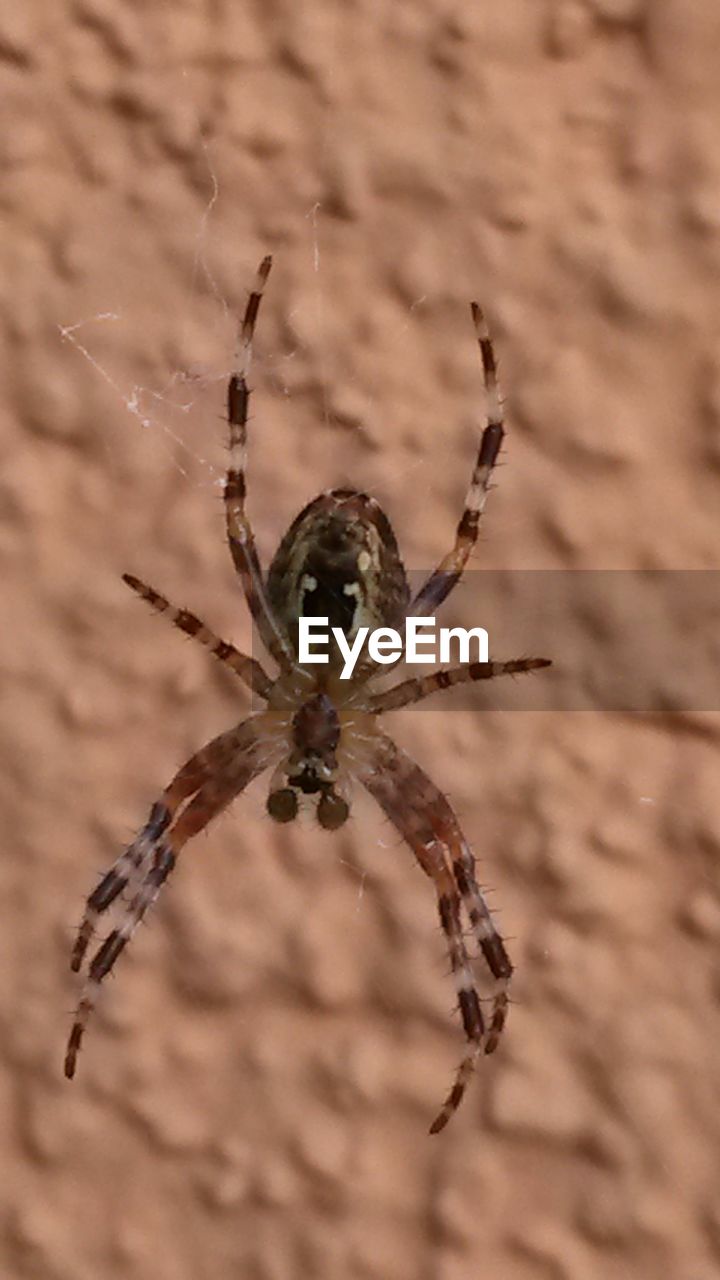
[2,2,720,1277]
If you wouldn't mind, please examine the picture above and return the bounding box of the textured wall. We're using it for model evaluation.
[2,2,720,1277]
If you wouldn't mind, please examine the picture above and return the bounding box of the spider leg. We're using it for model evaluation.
[411,303,504,617]
[224,257,296,671]
[65,721,276,1079]
[69,718,268,974]
[122,573,274,698]
[361,656,551,714]
[357,732,511,1134]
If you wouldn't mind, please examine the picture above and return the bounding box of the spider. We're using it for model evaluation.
[65,257,550,1133]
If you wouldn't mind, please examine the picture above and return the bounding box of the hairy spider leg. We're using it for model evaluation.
[66,718,278,1078]
[358,733,512,1133]
[362,656,551,714]
[224,257,297,669]
[412,303,504,618]
[122,573,273,698]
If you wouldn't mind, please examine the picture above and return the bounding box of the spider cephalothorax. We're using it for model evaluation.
[66,257,549,1134]
[266,690,350,829]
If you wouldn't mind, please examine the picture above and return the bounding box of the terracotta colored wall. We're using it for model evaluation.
[2,2,720,1277]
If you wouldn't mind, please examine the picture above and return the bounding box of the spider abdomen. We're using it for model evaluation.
[267,489,410,662]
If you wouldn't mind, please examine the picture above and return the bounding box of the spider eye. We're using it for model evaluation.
[267,788,298,824]
[317,791,350,831]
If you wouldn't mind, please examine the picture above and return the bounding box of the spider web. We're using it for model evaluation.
[58,138,245,493]
[58,141,433,515]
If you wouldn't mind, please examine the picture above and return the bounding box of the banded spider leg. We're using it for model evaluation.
[65,718,278,1078]
[358,732,513,1134]
[411,302,505,618]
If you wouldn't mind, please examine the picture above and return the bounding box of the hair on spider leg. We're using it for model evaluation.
[486,926,515,947]
[448,991,496,1022]
[219,405,258,438]
[460,926,511,959]
[476,989,509,1006]
[502,994,524,1013]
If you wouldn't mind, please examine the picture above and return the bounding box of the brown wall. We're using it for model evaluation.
[2,2,720,1277]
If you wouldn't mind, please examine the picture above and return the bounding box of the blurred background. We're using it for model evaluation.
[2,1,720,1277]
